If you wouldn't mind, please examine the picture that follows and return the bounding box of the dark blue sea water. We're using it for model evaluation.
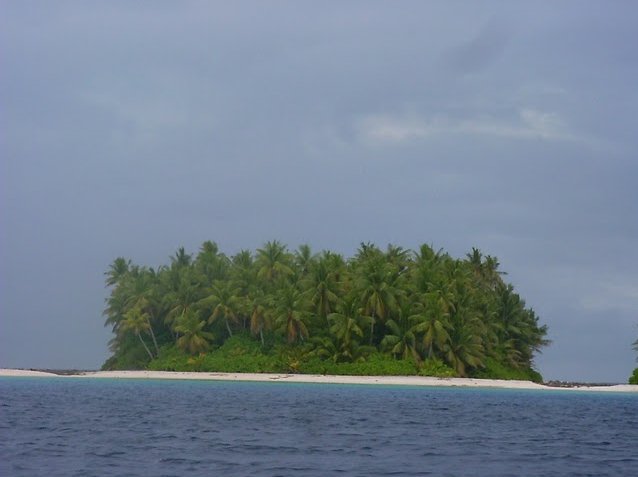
[1,378,637,476]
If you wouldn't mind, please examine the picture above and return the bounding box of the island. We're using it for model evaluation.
[97,240,556,383]
[631,337,638,384]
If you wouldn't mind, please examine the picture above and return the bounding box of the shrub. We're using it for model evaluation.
[148,335,286,373]
[147,339,542,382]
[472,357,543,383]
[331,354,419,376]
[419,358,457,378]
[629,368,638,385]
[102,341,151,370]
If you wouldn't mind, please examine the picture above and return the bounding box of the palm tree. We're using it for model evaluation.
[105,257,131,287]
[410,294,451,359]
[386,244,411,275]
[327,296,374,362]
[443,314,485,376]
[416,314,451,360]
[195,240,230,283]
[376,299,416,361]
[381,318,420,363]
[466,247,505,291]
[307,336,341,364]
[199,280,242,337]
[294,244,315,277]
[256,240,294,284]
[120,306,155,360]
[355,255,401,345]
[230,249,255,291]
[227,250,258,331]
[174,309,214,354]
[517,307,550,366]
[354,242,383,262]
[484,255,506,282]
[103,281,129,334]
[170,246,192,269]
[302,256,340,327]
[162,267,201,336]
[329,312,363,353]
[121,268,162,357]
[493,284,548,368]
[104,264,165,357]
[323,251,346,284]
[249,288,272,345]
[274,285,310,343]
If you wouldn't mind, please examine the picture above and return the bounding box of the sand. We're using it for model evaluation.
[1,368,636,392]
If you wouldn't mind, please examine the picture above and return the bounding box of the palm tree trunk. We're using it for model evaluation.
[225,319,233,337]
[146,318,160,357]
[137,332,154,360]
[175,309,185,343]
[369,311,375,345]
[259,329,264,346]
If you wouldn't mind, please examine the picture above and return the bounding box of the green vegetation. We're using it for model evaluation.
[630,337,638,385]
[103,241,549,381]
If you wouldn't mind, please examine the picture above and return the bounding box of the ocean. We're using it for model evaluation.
[1,377,637,476]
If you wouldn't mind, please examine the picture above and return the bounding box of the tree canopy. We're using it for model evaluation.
[630,336,638,384]
[102,241,549,380]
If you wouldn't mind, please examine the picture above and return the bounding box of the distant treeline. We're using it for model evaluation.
[631,338,638,384]
[103,241,549,380]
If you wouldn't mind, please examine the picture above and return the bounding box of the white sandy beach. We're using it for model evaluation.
[1,368,637,392]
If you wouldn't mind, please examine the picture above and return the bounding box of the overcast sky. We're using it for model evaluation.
[1,1,637,382]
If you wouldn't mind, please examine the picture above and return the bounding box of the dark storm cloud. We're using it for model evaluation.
[1,1,637,380]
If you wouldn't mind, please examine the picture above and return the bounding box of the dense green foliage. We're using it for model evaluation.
[630,337,638,384]
[103,241,549,381]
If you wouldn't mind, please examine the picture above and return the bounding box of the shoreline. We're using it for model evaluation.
[1,368,637,393]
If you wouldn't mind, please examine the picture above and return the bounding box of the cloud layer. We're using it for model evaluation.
[357,109,577,143]
[1,2,637,381]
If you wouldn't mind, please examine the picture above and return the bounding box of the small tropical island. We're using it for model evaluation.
[630,338,638,384]
[102,240,552,382]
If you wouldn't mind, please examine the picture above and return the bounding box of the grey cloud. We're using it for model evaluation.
[1,2,637,380]
[443,17,511,75]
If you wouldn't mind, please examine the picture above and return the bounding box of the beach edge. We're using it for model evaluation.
[2,368,637,393]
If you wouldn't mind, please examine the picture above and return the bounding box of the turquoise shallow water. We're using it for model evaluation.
[1,377,637,476]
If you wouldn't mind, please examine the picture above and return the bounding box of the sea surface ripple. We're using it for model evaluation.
[1,377,637,476]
